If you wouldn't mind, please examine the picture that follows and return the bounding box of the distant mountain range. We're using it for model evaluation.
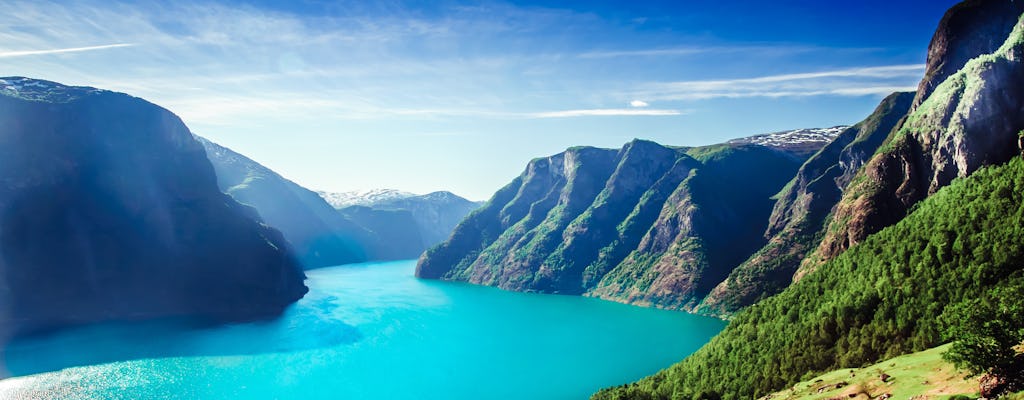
[319,189,484,250]
[200,141,481,268]
[317,189,417,208]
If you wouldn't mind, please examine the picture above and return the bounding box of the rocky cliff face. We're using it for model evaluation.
[418,137,813,309]
[912,0,1024,109]
[802,6,1024,276]
[0,78,307,338]
[198,137,375,268]
[698,92,914,314]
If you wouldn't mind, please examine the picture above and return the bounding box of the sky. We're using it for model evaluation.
[0,0,961,200]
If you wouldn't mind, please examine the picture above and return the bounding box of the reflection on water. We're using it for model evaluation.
[0,260,726,400]
[5,298,362,376]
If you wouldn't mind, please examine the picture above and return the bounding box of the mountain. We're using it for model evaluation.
[595,2,1024,398]
[197,137,372,268]
[336,206,425,260]
[200,140,476,266]
[317,189,416,209]
[726,126,848,158]
[698,93,914,314]
[698,0,1024,315]
[319,189,483,253]
[417,133,832,310]
[595,149,1024,400]
[0,77,308,338]
[366,191,483,248]
[800,0,1024,276]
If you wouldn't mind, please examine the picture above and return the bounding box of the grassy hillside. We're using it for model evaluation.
[763,345,976,400]
[594,157,1024,400]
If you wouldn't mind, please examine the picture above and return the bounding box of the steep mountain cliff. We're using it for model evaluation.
[912,0,1024,109]
[802,1,1024,276]
[198,137,371,268]
[596,157,1024,400]
[699,92,914,314]
[0,78,308,338]
[595,2,1024,399]
[417,136,819,309]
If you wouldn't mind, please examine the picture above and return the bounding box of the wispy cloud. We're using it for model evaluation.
[529,108,684,118]
[635,64,925,100]
[0,43,135,58]
[577,45,882,59]
[629,100,649,107]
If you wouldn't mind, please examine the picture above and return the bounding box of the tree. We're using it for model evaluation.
[942,285,1024,395]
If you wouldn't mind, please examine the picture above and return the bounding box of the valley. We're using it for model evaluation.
[1,1,1022,399]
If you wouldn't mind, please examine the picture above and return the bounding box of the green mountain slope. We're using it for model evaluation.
[593,156,1024,400]
[418,138,812,310]
[802,1,1024,276]
[698,92,914,315]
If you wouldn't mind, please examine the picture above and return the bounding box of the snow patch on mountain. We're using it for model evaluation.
[728,126,848,149]
[0,77,105,103]
[317,189,418,209]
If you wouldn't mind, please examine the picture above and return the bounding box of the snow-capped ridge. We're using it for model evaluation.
[728,126,848,149]
[317,189,418,209]
[0,77,106,103]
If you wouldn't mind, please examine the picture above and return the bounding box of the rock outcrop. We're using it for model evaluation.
[0,78,308,338]
[912,0,1024,109]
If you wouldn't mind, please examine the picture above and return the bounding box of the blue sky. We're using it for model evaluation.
[0,0,960,200]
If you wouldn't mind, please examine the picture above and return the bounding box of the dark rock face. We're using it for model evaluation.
[806,12,1024,273]
[0,78,307,338]
[418,138,811,310]
[698,92,914,314]
[198,137,372,268]
[912,0,1024,109]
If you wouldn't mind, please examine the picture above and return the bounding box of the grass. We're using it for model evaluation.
[761,345,976,400]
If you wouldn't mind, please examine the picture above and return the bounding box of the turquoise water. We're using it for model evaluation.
[0,260,725,400]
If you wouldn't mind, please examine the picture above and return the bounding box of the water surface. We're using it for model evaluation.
[1,260,724,399]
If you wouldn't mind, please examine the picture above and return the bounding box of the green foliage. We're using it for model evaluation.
[942,284,1024,383]
[594,158,1024,400]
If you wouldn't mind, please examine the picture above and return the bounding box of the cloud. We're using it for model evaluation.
[576,45,881,59]
[578,47,707,59]
[629,100,649,107]
[0,43,135,58]
[529,108,683,118]
[634,64,925,100]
